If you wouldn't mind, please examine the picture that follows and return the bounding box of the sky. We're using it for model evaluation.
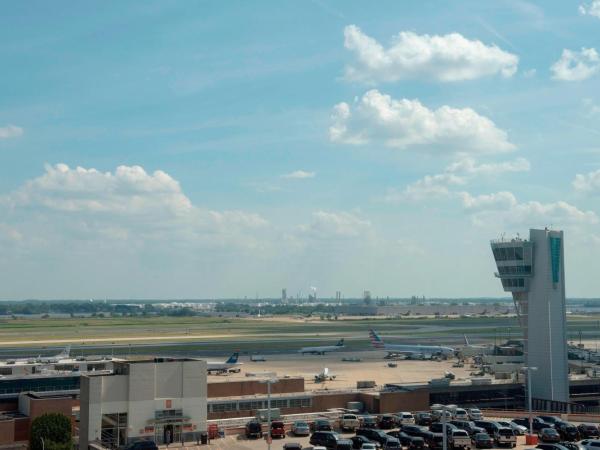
[1,0,600,300]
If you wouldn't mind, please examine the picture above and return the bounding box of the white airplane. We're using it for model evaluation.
[1,345,71,364]
[299,339,345,355]
[314,367,336,383]
[459,335,491,356]
[368,329,455,359]
[206,353,242,373]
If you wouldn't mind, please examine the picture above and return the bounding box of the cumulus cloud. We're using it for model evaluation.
[281,170,316,179]
[579,1,600,18]
[0,125,23,139]
[551,48,600,81]
[573,169,600,192]
[384,174,466,202]
[1,163,268,249]
[460,191,598,225]
[446,157,530,175]
[297,211,371,239]
[343,25,518,83]
[330,90,515,154]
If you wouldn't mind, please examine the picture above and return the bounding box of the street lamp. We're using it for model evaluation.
[260,377,279,450]
[521,366,538,437]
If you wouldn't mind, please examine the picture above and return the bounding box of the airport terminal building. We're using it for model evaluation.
[79,358,207,449]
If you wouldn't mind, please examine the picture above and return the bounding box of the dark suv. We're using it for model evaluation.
[555,422,580,441]
[313,419,333,432]
[578,424,600,439]
[379,415,396,430]
[245,420,263,439]
[124,441,158,450]
[430,423,457,435]
[356,428,392,445]
[451,420,484,436]
[310,431,340,449]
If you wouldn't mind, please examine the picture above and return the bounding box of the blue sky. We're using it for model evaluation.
[1,0,600,299]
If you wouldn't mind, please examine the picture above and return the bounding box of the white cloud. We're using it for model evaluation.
[446,157,530,175]
[297,211,371,239]
[330,90,515,154]
[2,163,268,249]
[460,191,598,225]
[0,125,23,139]
[573,169,600,192]
[579,1,600,18]
[343,25,518,83]
[385,174,466,202]
[281,170,316,179]
[551,48,600,81]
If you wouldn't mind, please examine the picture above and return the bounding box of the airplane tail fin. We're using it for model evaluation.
[336,339,345,347]
[58,345,71,358]
[464,335,470,346]
[225,352,239,364]
[368,329,385,349]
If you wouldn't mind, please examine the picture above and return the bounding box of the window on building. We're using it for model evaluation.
[210,402,237,413]
[0,368,12,375]
[101,412,128,448]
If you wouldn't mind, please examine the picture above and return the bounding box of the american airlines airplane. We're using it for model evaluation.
[206,353,242,373]
[368,329,455,359]
[299,339,345,355]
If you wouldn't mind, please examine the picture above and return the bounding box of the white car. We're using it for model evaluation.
[496,421,526,436]
[467,408,482,420]
[581,440,600,450]
[453,408,468,420]
[396,412,415,425]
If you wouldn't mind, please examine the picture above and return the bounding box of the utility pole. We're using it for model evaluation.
[260,377,278,450]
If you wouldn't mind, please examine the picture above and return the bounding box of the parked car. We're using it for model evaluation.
[453,409,469,421]
[341,414,360,432]
[379,415,396,430]
[430,423,458,434]
[450,420,484,437]
[538,428,561,443]
[498,421,526,436]
[425,433,444,450]
[472,433,493,449]
[555,422,580,441]
[561,443,587,450]
[124,441,158,450]
[402,425,430,439]
[283,444,303,450]
[512,417,551,432]
[271,421,286,439]
[362,444,378,450]
[313,419,333,432]
[536,444,571,450]
[396,412,416,425]
[579,425,600,439]
[310,431,340,449]
[493,427,516,447]
[292,421,311,437]
[415,412,433,426]
[351,435,376,450]
[383,437,401,450]
[538,416,562,427]
[356,429,394,446]
[581,440,600,450]
[473,421,499,436]
[361,416,379,429]
[337,439,354,450]
[449,429,471,450]
[387,431,424,449]
[468,409,483,421]
[245,420,263,439]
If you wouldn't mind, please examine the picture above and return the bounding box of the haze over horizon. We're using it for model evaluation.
[1,1,600,300]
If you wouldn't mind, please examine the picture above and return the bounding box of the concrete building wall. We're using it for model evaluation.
[378,390,429,413]
[528,229,569,402]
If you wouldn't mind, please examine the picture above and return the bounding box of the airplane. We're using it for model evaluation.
[368,329,455,359]
[458,335,490,357]
[299,339,345,355]
[206,353,242,374]
[0,345,71,364]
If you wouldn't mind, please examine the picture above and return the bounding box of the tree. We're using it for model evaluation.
[30,413,72,450]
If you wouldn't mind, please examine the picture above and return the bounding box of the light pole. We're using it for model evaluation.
[442,406,448,450]
[260,377,278,450]
[40,437,45,450]
[522,366,538,437]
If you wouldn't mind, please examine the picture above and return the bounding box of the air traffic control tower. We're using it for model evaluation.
[490,228,569,403]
